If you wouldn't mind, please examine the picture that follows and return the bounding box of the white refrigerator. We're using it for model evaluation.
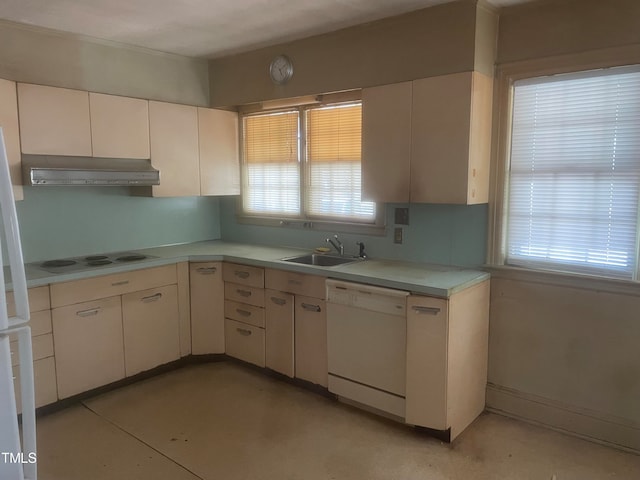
[0,127,37,480]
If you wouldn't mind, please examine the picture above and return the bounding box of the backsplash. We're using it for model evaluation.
[2,187,221,263]
[219,197,488,267]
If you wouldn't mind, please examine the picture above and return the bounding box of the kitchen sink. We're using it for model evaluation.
[282,253,361,267]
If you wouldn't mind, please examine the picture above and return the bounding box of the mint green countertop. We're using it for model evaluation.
[10,240,489,298]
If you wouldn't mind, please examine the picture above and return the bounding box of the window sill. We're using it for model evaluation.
[235,214,386,236]
[484,264,640,297]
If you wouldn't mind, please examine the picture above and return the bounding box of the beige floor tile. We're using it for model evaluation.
[80,362,640,480]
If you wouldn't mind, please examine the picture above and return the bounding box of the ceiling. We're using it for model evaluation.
[0,0,532,59]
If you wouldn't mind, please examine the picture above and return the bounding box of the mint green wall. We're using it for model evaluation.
[219,197,487,267]
[6,187,221,263]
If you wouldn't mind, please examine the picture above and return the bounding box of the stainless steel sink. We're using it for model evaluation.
[282,253,361,267]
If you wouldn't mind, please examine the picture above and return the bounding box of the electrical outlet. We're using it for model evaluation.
[394,227,403,244]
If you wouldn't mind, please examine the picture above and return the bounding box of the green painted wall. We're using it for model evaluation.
[219,197,487,267]
[5,187,221,263]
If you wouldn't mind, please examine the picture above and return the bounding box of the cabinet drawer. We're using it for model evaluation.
[223,263,264,288]
[225,318,265,368]
[224,300,265,328]
[7,285,50,315]
[224,282,265,308]
[50,264,177,308]
[10,333,54,366]
[8,309,52,341]
[265,268,326,299]
[13,356,58,413]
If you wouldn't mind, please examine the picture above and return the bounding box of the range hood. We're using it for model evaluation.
[22,155,160,186]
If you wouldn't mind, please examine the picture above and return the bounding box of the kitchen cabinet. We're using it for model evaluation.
[405,279,490,441]
[294,296,327,387]
[7,286,57,411]
[52,295,125,399]
[190,262,224,354]
[176,262,192,357]
[223,263,266,367]
[0,78,23,200]
[148,100,200,197]
[265,289,295,377]
[89,92,150,159]
[198,107,240,196]
[18,83,92,156]
[122,284,180,376]
[361,71,492,204]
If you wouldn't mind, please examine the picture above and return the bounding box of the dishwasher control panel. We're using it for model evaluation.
[326,280,409,316]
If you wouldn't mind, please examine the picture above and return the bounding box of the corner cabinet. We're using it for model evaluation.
[0,78,23,200]
[362,71,493,204]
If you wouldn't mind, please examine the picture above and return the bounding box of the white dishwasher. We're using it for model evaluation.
[326,279,409,418]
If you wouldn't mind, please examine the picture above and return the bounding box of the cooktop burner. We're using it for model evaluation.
[34,252,156,274]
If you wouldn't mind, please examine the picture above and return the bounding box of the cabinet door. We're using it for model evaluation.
[122,285,180,376]
[265,290,294,377]
[225,318,265,367]
[190,262,224,354]
[405,295,449,429]
[361,82,412,203]
[149,101,200,197]
[13,356,58,413]
[198,107,240,196]
[17,83,92,156]
[52,296,124,399]
[0,78,23,200]
[90,93,150,159]
[294,296,327,387]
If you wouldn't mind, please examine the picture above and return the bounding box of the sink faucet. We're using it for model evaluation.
[326,234,344,255]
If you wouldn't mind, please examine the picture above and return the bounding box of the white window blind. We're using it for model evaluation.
[243,111,300,216]
[506,67,640,279]
[305,103,375,221]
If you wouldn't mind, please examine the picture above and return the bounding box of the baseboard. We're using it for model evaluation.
[486,383,640,454]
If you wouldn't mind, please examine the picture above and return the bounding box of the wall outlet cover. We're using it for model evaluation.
[394,227,403,244]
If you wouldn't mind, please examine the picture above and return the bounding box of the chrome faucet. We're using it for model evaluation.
[326,234,344,255]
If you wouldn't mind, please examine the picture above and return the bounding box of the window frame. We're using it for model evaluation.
[236,94,385,236]
[489,47,640,282]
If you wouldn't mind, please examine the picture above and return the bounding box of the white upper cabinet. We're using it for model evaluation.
[361,71,492,204]
[0,78,23,200]
[198,107,240,196]
[89,93,150,159]
[148,100,200,197]
[18,83,92,156]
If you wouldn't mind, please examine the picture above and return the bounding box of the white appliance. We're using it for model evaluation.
[0,127,37,480]
[326,279,409,418]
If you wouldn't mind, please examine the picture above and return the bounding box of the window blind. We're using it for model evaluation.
[305,103,376,221]
[243,110,300,216]
[506,67,640,279]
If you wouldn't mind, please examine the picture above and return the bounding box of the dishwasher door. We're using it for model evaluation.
[326,280,408,416]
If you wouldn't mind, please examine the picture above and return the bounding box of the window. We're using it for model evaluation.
[505,66,640,280]
[241,102,376,225]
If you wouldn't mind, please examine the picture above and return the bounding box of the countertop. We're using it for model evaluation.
[7,240,490,297]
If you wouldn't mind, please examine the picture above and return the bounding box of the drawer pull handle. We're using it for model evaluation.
[142,293,163,303]
[196,267,217,274]
[412,306,441,315]
[77,308,100,317]
[236,309,252,317]
[270,297,286,306]
[234,271,250,279]
[237,289,252,297]
[236,328,252,336]
[112,280,129,286]
[301,303,321,313]
[288,279,302,285]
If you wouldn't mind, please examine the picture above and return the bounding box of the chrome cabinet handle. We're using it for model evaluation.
[270,296,286,306]
[196,267,217,274]
[111,280,129,286]
[412,306,441,315]
[236,308,251,317]
[301,303,321,313]
[76,308,100,317]
[237,289,251,297]
[236,328,252,336]
[141,293,162,303]
[234,270,250,279]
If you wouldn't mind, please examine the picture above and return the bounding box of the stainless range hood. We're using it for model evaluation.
[22,155,160,186]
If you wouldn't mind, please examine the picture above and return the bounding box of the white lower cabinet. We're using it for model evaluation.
[224,318,265,367]
[52,296,125,399]
[13,357,57,414]
[294,296,327,387]
[122,285,180,376]
[265,290,295,377]
[190,262,225,354]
